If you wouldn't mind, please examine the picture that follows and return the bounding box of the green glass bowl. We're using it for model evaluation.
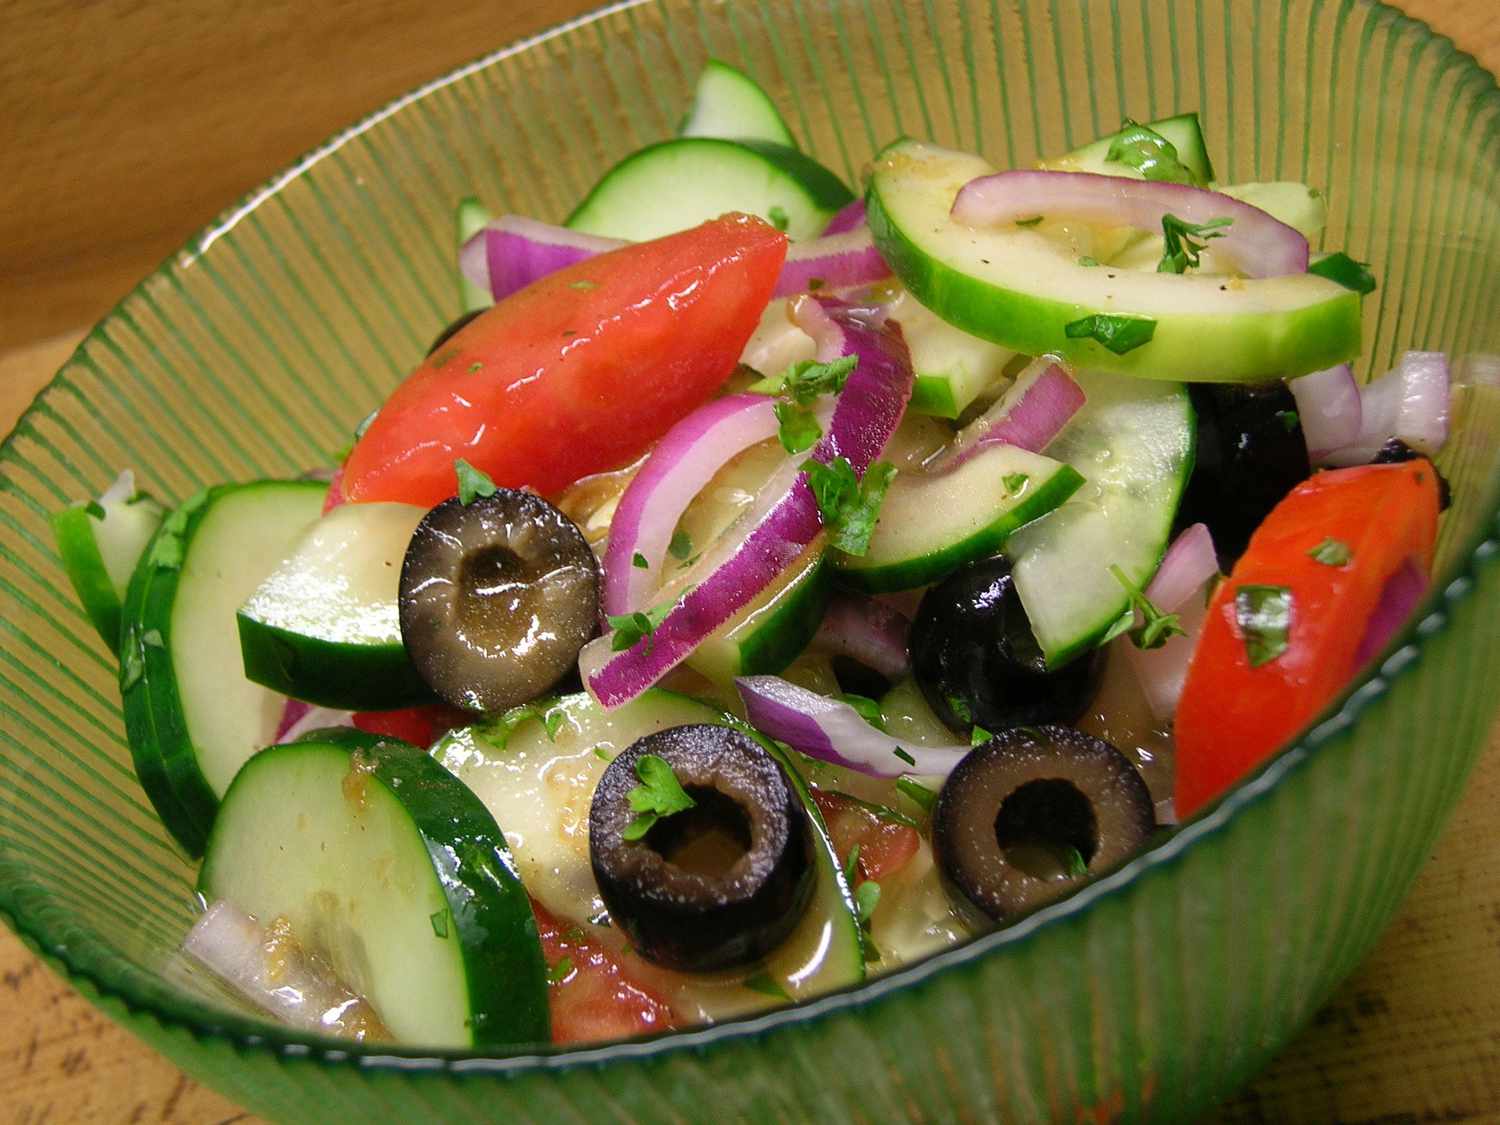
[2,0,1498,1119]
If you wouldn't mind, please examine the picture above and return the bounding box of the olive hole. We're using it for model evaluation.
[460,544,525,596]
[645,788,753,878]
[993,778,1098,882]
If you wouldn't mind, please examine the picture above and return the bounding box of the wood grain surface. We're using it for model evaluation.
[1,1,1497,1121]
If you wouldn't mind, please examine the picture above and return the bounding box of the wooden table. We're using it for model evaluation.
[1,1,1496,1120]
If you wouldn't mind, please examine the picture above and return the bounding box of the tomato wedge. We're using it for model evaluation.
[341,214,787,507]
[351,704,468,748]
[531,898,675,1045]
[1175,461,1441,819]
[810,788,920,882]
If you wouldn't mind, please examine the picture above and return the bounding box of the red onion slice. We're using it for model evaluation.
[1354,557,1428,667]
[1122,523,1220,721]
[586,298,914,708]
[736,675,968,777]
[772,227,891,298]
[939,358,1086,469]
[811,591,911,681]
[951,170,1309,278]
[276,702,356,744]
[1288,364,1362,462]
[1324,351,1451,466]
[822,200,867,235]
[602,394,779,616]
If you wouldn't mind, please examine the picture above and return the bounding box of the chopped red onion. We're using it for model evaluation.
[951,170,1309,277]
[586,298,913,708]
[822,200,867,235]
[1324,351,1451,466]
[812,592,911,680]
[1288,364,1362,462]
[1354,558,1428,667]
[772,227,890,298]
[1122,523,1219,720]
[602,394,779,616]
[275,701,355,743]
[939,358,1086,469]
[736,675,968,777]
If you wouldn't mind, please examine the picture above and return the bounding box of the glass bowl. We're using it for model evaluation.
[1,0,1497,1119]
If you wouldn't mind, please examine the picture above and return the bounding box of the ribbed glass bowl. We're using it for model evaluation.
[2,0,1497,1119]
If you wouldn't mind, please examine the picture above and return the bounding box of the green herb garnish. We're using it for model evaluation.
[767,205,790,232]
[1077,255,1101,268]
[774,400,822,454]
[593,746,613,762]
[800,455,897,556]
[1157,213,1233,274]
[429,908,450,939]
[467,361,484,374]
[1002,472,1029,495]
[83,500,106,521]
[1015,215,1044,228]
[743,971,791,1000]
[606,601,673,653]
[892,746,916,767]
[455,458,498,505]
[547,956,575,983]
[843,843,862,888]
[1308,252,1378,295]
[1276,409,1301,432]
[569,279,597,290]
[781,356,857,405]
[1308,537,1353,567]
[1064,313,1157,355]
[1104,119,1203,185]
[896,776,937,813]
[631,551,649,569]
[622,753,697,841]
[1064,847,1089,878]
[668,528,693,561]
[970,725,992,747]
[855,880,881,925]
[838,693,886,731]
[1234,584,1294,667]
[1108,563,1186,650]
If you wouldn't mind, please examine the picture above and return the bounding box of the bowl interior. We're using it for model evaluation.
[1,0,1498,1118]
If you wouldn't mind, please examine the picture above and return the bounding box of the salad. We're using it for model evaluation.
[52,60,1452,1051]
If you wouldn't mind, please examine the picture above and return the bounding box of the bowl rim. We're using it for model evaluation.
[3,0,1499,1081]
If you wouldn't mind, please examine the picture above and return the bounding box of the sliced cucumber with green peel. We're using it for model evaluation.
[1005,371,1195,668]
[200,731,548,1048]
[891,289,1016,419]
[433,690,863,1020]
[1218,181,1326,240]
[121,480,326,856]
[51,470,166,647]
[866,139,1362,381]
[566,138,853,241]
[1042,111,1215,184]
[686,541,830,683]
[237,501,430,710]
[456,196,493,314]
[836,446,1084,593]
[678,59,796,148]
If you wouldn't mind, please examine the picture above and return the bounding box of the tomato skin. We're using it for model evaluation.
[351,704,467,748]
[810,788,920,882]
[1174,462,1440,819]
[342,214,787,507]
[530,899,676,1045]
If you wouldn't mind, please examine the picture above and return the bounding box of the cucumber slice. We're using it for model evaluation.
[1217,181,1327,241]
[1005,371,1195,668]
[835,445,1085,593]
[678,59,796,148]
[237,501,430,710]
[566,138,853,242]
[686,541,830,683]
[199,732,548,1048]
[1042,111,1215,184]
[889,289,1016,419]
[432,690,864,1020]
[121,480,326,856]
[866,139,1362,381]
[51,470,166,647]
[456,196,493,314]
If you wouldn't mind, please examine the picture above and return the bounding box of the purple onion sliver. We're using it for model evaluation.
[485,219,625,302]
[950,170,1309,278]
[812,592,911,681]
[1322,351,1451,466]
[772,229,891,298]
[737,675,969,778]
[943,360,1085,469]
[273,699,312,742]
[1144,523,1219,613]
[1289,364,1362,461]
[822,199,867,236]
[1353,558,1428,667]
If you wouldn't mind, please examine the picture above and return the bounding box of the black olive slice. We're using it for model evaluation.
[932,725,1154,925]
[910,557,1103,733]
[1369,438,1452,509]
[589,724,814,972]
[1177,381,1311,569]
[425,309,484,358]
[398,489,599,712]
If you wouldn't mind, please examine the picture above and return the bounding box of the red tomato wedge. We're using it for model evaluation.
[341,214,787,507]
[1175,462,1441,820]
[810,788,920,882]
[351,704,468,748]
[531,898,676,1045]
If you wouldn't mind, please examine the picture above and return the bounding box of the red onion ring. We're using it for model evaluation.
[1323,351,1451,466]
[1122,523,1220,721]
[1288,364,1362,462]
[822,200,867,235]
[811,592,911,681]
[939,359,1086,469]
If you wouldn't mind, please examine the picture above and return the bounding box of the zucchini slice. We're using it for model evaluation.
[866,138,1362,381]
[237,500,431,710]
[677,59,796,148]
[432,690,864,1021]
[121,480,326,855]
[566,137,853,241]
[51,470,166,647]
[199,731,548,1048]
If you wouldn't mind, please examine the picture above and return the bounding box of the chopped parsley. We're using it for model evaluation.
[1308,252,1378,295]
[1157,214,1233,274]
[1015,215,1044,228]
[743,971,791,1000]
[631,551,649,569]
[1308,537,1353,567]
[774,400,822,454]
[478,700,566,750]
[593,745,613,762]
[1104,119,1204,186]
[781,356,857,405]
[843,843,862,888]
[467,361,484,375]
[1107,563,1186,650]
[455,458,498,505]
[1002,472,1029,495]
[83,500,107,521]
[622,753,697,841]
[855,879,881,924]
[1064,313,1157,355]
[429,908,450,939]
[568,279,597,290]
[838,693,886,730]
[546,956,575,984]
[1077,255,1101,268]
[970,725,993,747]
[767,205,791,232]
[1234,584,1294,667]
[668,529,693,561]
[896,776,937,813]
[353,408,379,440]
[801,456,897,556]
[1276,409,1301,433]
[892,746,917,767]
[606,601,673,653]
[1063,847,1089,878]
